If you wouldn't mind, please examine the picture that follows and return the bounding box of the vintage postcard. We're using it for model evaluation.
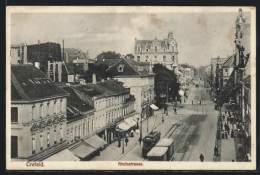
[6,6,256,170]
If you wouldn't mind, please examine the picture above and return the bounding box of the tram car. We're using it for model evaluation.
[155,138,174,161]
[146,147,168,161]
[142,131,161,158]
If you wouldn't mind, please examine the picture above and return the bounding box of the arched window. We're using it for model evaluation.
[154,46,157,52]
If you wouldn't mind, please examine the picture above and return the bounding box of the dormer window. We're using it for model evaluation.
[172,46,174,52]
[154,46,157,52]
[138,46,141,52]
[117,64,124,72]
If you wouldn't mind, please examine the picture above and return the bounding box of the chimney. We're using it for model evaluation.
[38,40,40,45]
[92,73,96,84]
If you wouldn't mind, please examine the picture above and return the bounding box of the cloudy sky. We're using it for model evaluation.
[11,10,250,67]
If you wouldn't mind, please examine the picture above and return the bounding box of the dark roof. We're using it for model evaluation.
[96,80,129,95]
[27,42,62,62]
[179,64,191,68]
[106,59,154,78]
[135,39,169,51]
[95,58,122,67]
[73,85,103,97]
[11,65,68,101]
[62,86,93,112]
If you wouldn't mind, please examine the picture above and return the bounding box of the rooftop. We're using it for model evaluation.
[11,65,68,102]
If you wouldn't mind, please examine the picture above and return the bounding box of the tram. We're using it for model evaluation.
[155,138,174,161]
[146,147,168,161]
[142,131,161,158]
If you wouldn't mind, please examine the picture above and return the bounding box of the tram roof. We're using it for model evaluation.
[156,138,174,147]
[147,147,168,157]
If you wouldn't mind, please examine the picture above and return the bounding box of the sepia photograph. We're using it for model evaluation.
[6,6,256,170]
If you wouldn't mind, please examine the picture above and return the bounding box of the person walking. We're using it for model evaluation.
[223,115,225,121]
[214,146,218,156]
[200,153,204,162]
[174,107,177,115]
[138,137,142,145]
[227,125,230,135]
[231,129,234,138]
[225,130,228,139]
[192,100,193,105]
[125,138,129,147]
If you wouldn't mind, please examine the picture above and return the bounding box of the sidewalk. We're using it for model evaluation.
[220,111,236,162]
[91,105,179,161]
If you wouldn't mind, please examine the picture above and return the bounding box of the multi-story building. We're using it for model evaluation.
[10,41,64,82]
[134,32,179,72]
[11,65,69,161]
[219,55,234,87]
[233,8,251,132]
[97,58,155,119]
[210,57,228,89]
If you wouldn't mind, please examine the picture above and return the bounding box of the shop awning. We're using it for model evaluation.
[70,143,96,159]
[118,122,131,131]
[124,118,136,127]
[132,114,141,121]
[150,104,159,110]
[44,149,80,161]
[84,135,107,150]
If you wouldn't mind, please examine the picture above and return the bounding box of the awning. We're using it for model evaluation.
[84,135,107,150]
[70,143,96,159]
[124,118,136,127]
[44,149,80,161]
[150,104,159,110]
[118,122,131,131]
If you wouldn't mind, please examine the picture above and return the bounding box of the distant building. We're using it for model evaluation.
[210,57,228,89]
[134,32,179,72]
[11,65,69,161]
[10,41,64,82]
[97,58,155,119]
[219,55,234,87]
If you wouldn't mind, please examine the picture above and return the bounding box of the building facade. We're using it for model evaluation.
[11,65,69,161]
[134,32,179,72]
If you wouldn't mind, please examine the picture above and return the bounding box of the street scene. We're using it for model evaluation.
[8,6,254,166]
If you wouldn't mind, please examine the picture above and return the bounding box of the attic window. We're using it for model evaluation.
[117,65,124,72]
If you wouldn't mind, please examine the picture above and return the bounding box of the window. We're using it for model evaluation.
[32,134,36,154]
[172,56,175,62]
[78,126,81,138]
[137,56,140,62]
[47,102,50,116]
[11,136,18,158]
[92,119,94,132]
[47,132,50,147]
[54,128,57,144]
[40,104,43,117]
[60,127,63,141]
[54,101,57,114]
[163,56,166,62]
[88,121,90,133]
[83,123,85,136]
[154,46,157,52]
[40,134,43,150]
[138,46,141,52]
[240,32,243,38]
[32,105,35,120]
[71,129,73,142]
[146,49,149,52]
[11,107,18,123]
[60,99,63,112]
[17,50,20,57]
[154,55,157,62]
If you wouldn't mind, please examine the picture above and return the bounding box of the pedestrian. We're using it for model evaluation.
[223,115,225,121]
[214,146,218,156]
[200,153,204,162]
[199,100,201,105]
[227,125,230,135]
[231,129,234,138]
[125,138,129,147]
[174,107,177,115]
[192,100,193,105]
[138,137,142,145]
[225,130,228,139]
[130,130,134,137]
[118,139,121,147]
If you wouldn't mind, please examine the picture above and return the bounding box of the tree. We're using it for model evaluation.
[83,63,110,83]
[152,64,180,107]
[96,51,121,60]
